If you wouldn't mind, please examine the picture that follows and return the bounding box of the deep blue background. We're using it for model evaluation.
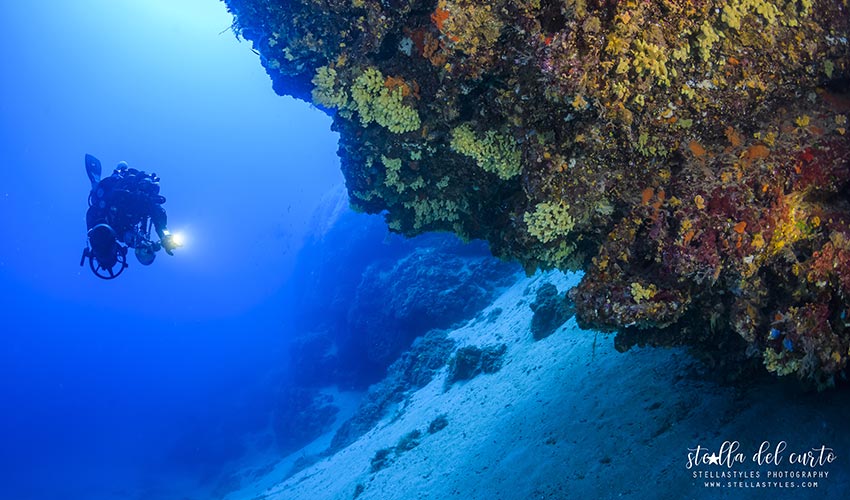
[0,1,345,498]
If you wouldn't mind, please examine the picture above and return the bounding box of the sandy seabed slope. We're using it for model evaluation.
[230,272,850,500]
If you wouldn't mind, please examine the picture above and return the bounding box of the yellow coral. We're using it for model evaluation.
[696,21,721,62]
[765,192,810,255]
[351,67,421,134]
[383,155,425,193]
[450,124,521,179]
[763,348,800,376]
[751,232,765,249]
[441,0,504,56]
[403,198,464,230]
[605,35,630,56]
[630,282,658,303]
[311,66,349,109]
[721,0,782,30]
[382,156,404,193]
[672,43,690,62]
[532,241,579,270]
[824,60,834,78]
[632,39,670,85]
[524,200,575,243]
[313,66,421,133]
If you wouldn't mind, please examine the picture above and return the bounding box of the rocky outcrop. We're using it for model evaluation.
[223,0,850,384]
[330,330,456,453]
[285,209,518,387]
[445,343,508,386]
[272,203,517,458]
[529,282,575,340]
[349,245,518,366]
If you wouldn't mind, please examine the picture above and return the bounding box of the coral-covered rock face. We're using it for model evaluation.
[223,0,850,385]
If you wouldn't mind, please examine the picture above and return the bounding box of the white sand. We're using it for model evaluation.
[228,271,850,500]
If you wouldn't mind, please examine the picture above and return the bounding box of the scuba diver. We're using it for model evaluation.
[80,154,182,279]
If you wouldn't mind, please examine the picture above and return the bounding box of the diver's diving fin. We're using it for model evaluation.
[85,154,102,188]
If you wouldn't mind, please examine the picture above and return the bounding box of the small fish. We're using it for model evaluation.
[783,338,794,351]
[769,328,781,340]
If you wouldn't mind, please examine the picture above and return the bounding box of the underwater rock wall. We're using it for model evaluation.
[273,210,517,455]
[349,244,518,367]
[284,210,518,387]
[223,0,850,385]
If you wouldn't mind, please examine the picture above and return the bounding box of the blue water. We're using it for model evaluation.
[0,1,346,498]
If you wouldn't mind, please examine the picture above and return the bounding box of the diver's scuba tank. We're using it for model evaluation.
[81,223,128,279]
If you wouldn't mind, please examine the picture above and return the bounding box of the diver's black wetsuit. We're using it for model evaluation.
[86,167,171,251]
